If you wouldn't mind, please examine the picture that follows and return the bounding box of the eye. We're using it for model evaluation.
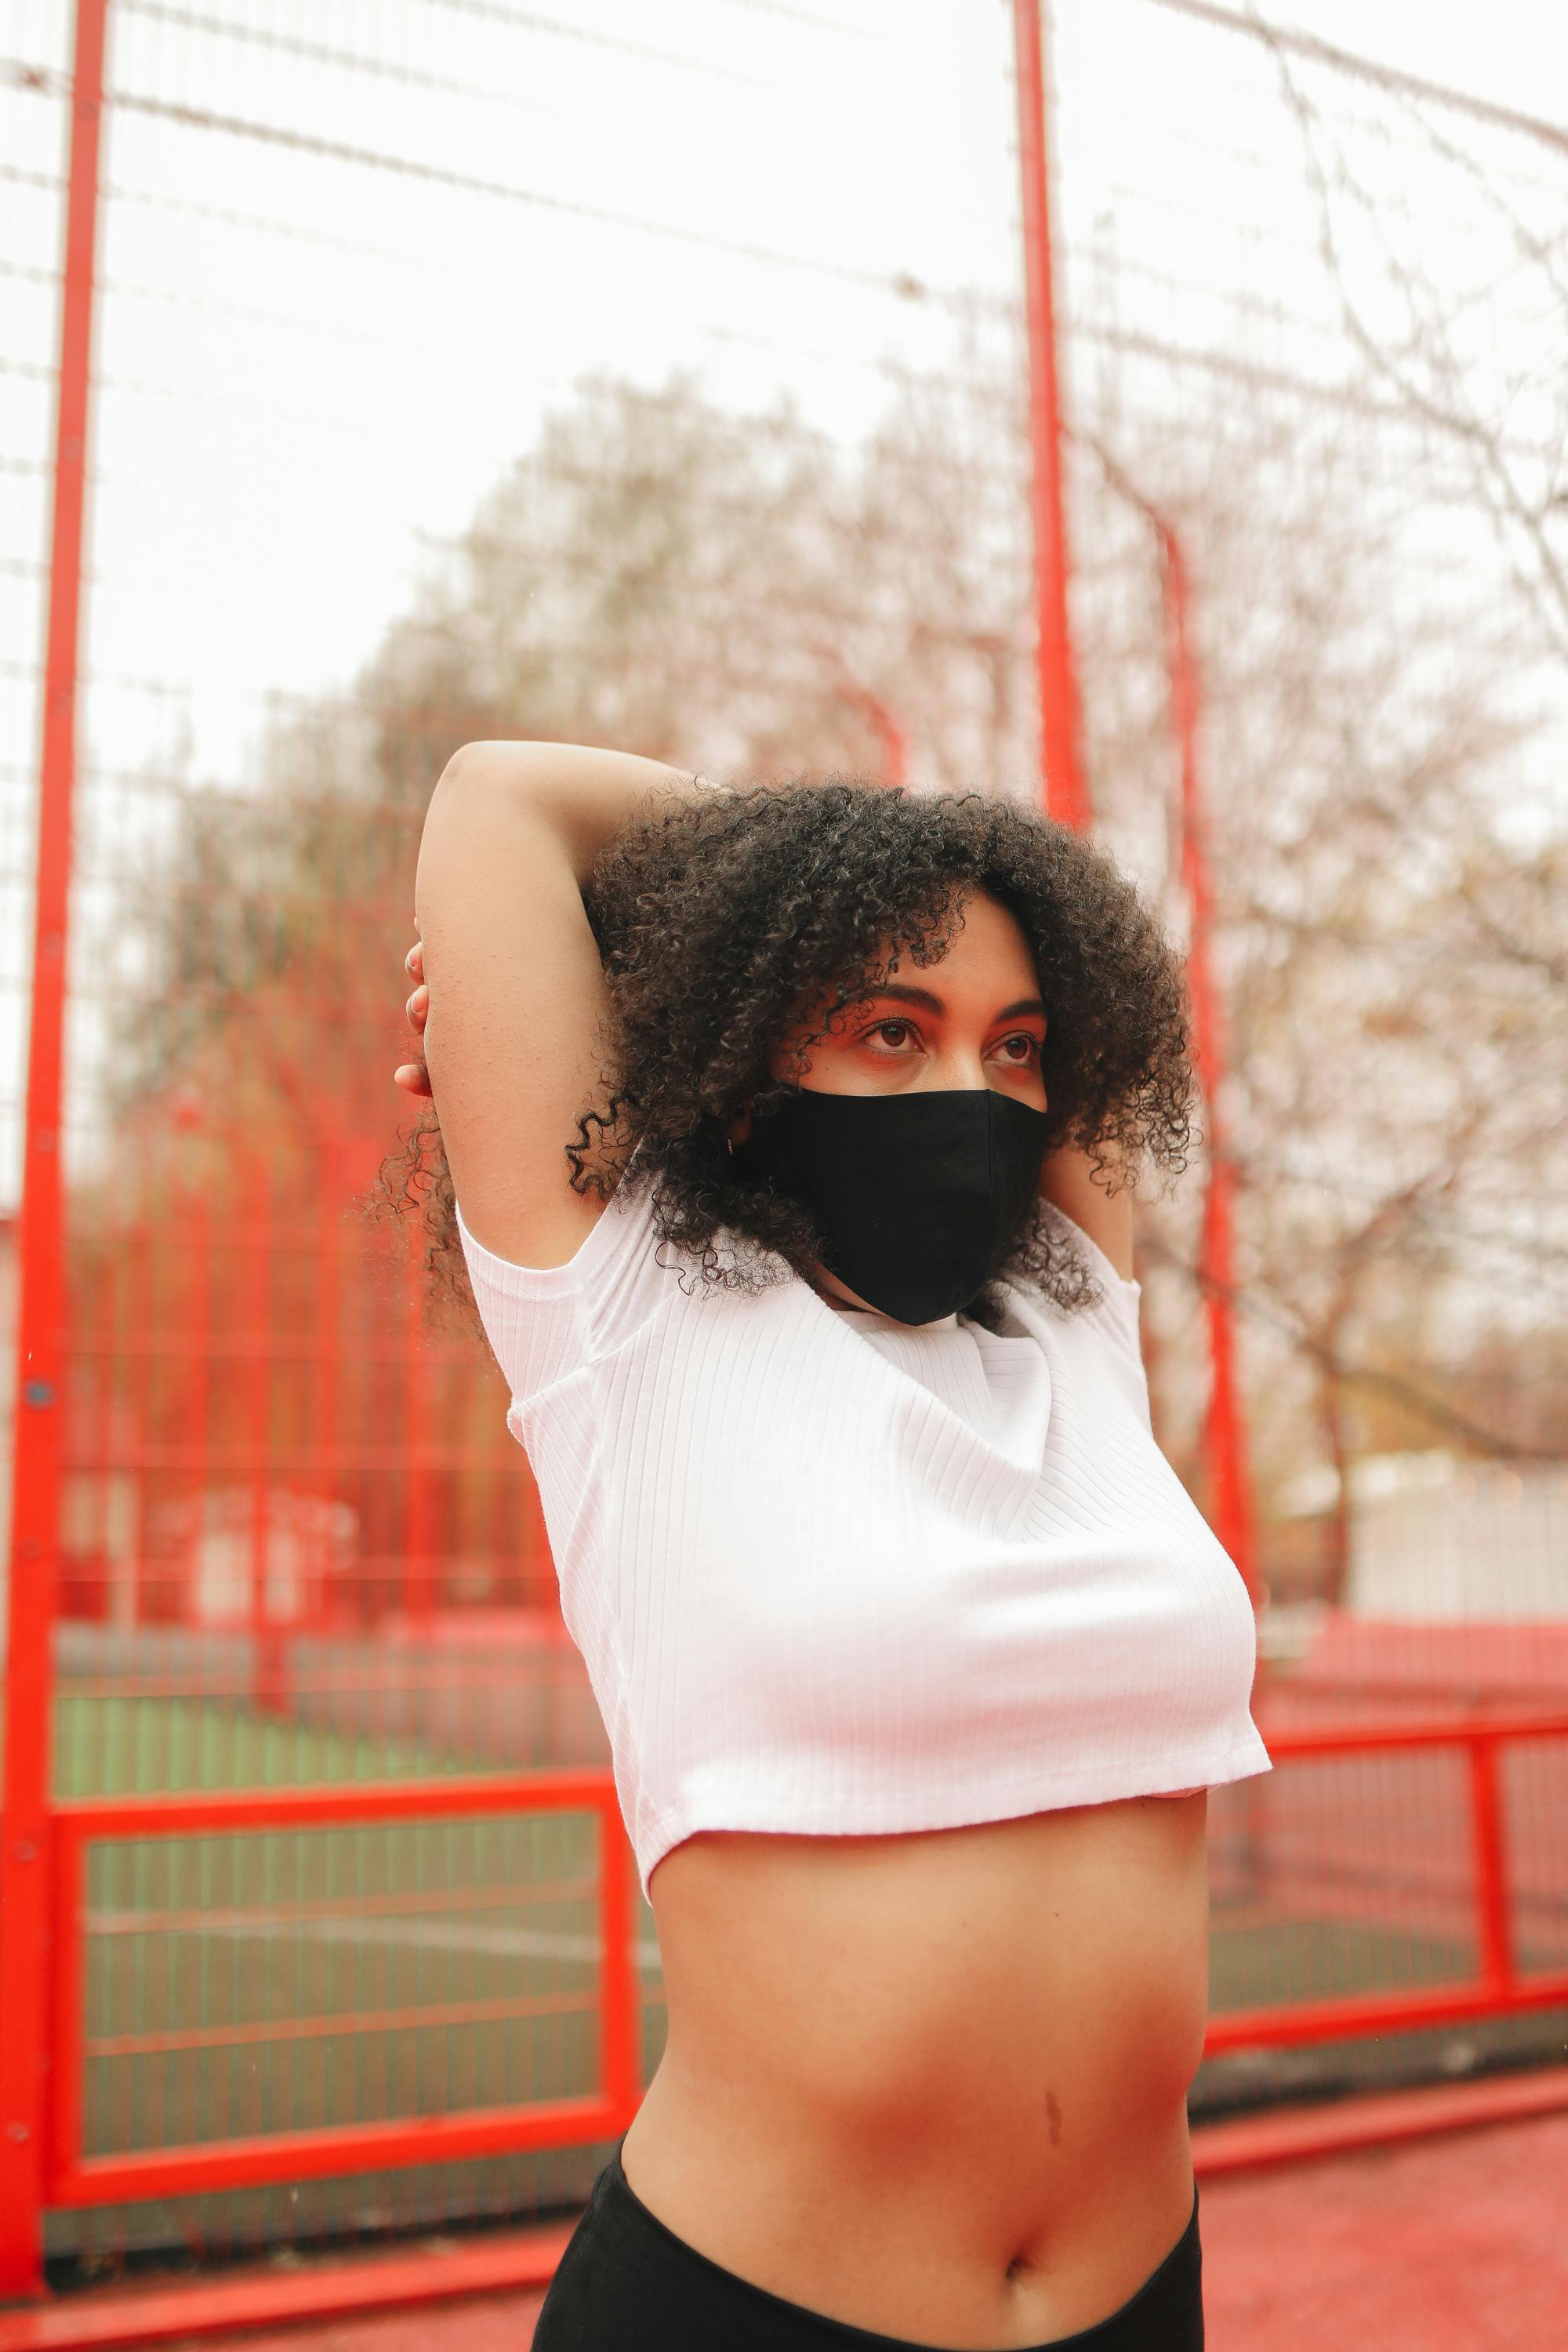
[995,1032,1042,1065]
[866,1018,918,1051]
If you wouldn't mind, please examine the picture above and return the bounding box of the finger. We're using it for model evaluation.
[405,941,425,980]
[394,1062,433,1097]
[406,984,430,1030]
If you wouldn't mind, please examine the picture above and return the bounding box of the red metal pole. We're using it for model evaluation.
[839,681,907,788]
[311,1142,343,1632]
[1011,0,1090,830]
[814,643,908,786]
[246,1150,287,1715]
[1468,1737,1516,1994]
[1158,527,1261,1613]
[127,1192,151,1627]
[597,1792,640,2120]
[0,0,108,2296]
[183,1175,212,1635]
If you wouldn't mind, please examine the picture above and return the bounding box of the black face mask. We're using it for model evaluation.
[733,1087,1051,1326]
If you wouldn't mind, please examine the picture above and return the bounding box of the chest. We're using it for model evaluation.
[576,1286,1235,1645]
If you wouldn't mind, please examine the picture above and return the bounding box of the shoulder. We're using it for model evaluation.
[1023,1200,1144,1348]
[1035,1145,1136,1279]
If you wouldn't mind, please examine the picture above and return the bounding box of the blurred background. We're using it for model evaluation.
[2,0,1565,2318]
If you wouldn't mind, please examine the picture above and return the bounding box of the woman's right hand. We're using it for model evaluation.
[394,937,432,1097]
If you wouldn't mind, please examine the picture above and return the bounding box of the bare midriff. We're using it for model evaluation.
[619,1793,1210,2350]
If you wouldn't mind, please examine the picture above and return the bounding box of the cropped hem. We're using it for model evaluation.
[638,1733,1272,1898]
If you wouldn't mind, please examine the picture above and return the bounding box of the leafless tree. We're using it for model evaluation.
[104,354,1568,1601]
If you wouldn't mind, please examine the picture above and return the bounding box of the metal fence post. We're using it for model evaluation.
[1080,431,1264,1619]
[1011,0,1090,830]
[1468,1733,1517,1996]
[1157,527,1262,1616]
[0,0,108,2297]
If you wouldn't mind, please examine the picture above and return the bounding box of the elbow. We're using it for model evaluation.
[434,740,553,802]
[441,739,531,783]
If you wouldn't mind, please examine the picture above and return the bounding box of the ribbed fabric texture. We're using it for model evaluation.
[456,1185,1272,1898]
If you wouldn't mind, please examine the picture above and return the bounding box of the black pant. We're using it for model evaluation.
[533,2146,1203,2350]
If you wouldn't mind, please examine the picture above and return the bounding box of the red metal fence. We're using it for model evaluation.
[13,1717,1568,2253]
[1207,1717,1568,2053]
[3,0,1566,2309]
[46,1773,638,2211]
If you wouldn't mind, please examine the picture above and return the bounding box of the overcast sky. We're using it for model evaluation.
[1279,0,1566,114]
[5,0,1563,775]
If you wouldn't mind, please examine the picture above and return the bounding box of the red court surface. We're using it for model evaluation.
[1198,2107,1568,2349]
[140,2102,1568,2352]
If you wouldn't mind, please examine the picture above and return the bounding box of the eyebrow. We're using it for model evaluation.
[862,983,1047,1022]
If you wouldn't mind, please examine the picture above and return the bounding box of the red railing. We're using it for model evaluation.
[1208,1713,1568,2053]
[24,1715,1568,2220]
[42,1770,640,2210]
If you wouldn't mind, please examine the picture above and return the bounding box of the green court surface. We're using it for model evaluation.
[0,1693,649,2172]
[45,1691,485,1798]
[1209,1917,1473,2010]
[20,1697,1475,2148]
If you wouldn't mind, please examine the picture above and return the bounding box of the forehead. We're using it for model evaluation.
[877,889,1036,985]
[795,891,1040,1026]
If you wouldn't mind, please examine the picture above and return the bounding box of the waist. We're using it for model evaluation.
[627,1796,1210,2339]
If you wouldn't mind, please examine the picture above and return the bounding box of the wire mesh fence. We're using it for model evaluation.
[2,0,1566,2293]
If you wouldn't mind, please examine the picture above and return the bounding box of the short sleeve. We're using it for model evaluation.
[455,1178,672,1407]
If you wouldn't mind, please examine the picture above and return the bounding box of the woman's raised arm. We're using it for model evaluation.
[410,741,709,1270]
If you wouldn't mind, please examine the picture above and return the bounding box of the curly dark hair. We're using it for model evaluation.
[376,778,1193,1334]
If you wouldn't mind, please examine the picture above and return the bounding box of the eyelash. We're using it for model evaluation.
[865,1019,1040,1065]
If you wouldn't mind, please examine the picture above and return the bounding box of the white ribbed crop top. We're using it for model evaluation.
[456,1179,1272,1897]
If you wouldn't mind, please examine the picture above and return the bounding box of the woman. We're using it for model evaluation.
[389,740,1271,2351]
